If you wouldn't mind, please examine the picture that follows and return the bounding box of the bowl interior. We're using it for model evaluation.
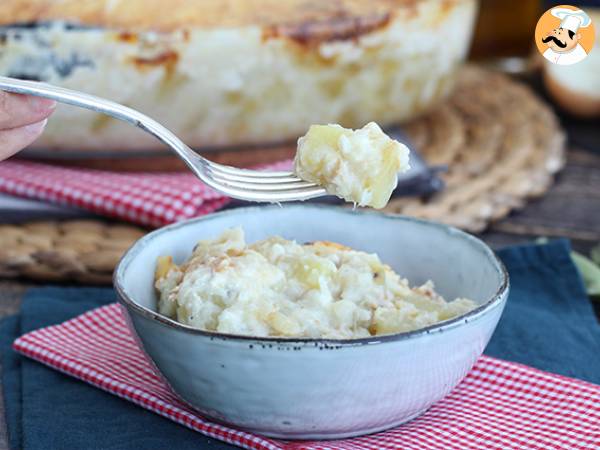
[117,205,505,320]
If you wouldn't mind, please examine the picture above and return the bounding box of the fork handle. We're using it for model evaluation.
[0,76,200,169]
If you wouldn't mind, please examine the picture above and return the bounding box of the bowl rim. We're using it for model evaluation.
[114,204,509,346]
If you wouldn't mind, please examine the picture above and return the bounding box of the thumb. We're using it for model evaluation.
[0,118,48,161]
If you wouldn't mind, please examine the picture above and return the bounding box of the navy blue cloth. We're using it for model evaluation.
[1,240,599,449]
[1,288,236,450]
[486,240,600,381]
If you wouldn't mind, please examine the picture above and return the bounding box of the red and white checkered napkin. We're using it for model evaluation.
[0,160,292,227]
[12,304,600,450]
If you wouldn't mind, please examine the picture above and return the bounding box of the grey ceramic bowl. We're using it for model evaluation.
[114,204,508,439]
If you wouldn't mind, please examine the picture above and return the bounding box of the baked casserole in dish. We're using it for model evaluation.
[0,0,477,152]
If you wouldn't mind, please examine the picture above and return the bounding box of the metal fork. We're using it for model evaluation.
[0,76,327,203]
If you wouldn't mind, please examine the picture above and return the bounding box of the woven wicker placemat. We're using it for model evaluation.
[384,66,566,232]
[0,221,145,284]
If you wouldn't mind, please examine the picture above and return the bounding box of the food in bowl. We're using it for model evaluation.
[116,205,508,439]
[154,227,476,338]
[294,122,410,209]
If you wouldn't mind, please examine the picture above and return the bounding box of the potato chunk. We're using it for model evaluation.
[294,122,410,209]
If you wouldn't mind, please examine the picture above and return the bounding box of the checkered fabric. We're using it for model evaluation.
[0,160,293,227]
[13,303,600,450]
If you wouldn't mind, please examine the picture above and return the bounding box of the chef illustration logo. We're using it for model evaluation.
[535,5,595,65]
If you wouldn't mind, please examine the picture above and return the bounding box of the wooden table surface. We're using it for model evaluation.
[483,147,600,254]
[1,144,598,448]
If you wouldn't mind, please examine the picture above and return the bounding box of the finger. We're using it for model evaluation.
[0,119,48,160]
[0,91,56,130]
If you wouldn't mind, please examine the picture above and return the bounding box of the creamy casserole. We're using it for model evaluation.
[154,228,476,338]
[294,122,410,208]
[0,0,476,152]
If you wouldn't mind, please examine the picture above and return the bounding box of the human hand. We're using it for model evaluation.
[0,91,56,160]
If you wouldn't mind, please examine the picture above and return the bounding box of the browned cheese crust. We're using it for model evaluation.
[1,0,460,44]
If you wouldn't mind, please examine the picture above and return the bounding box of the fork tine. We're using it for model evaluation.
[205,166,305,184]
[209,182,327,203]
[203,161,303,183]
[194,161,326,197]
[207,161,297,178]
[200,159,328,200]
[207,175,320,191]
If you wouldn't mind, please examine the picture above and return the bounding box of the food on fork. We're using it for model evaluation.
[294,122,410,209]
[154,228,476,339]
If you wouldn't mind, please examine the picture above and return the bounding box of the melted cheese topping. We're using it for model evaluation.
[155,228,476,339]
[294,122,410,208]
